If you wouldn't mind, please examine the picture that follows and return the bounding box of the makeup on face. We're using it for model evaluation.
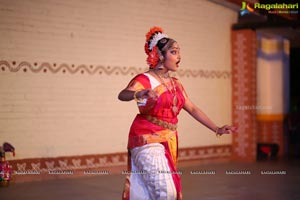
[164,43,181,71]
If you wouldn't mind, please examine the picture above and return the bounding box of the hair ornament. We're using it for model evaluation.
[145,26,168,53]
[146,46,160,69]
[145,26,169,68]
[148,32,168,51]
[145,27,164,42]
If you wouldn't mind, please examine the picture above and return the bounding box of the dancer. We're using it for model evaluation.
[118,26,236,200]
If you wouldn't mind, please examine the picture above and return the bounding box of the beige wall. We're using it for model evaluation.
[0,0,237,160]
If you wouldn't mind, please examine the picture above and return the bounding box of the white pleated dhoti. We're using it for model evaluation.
[129,143,177,200]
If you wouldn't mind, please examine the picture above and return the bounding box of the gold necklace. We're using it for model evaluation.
[154,71,178,115]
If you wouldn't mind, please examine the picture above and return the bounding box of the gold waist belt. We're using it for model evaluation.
[128,130,176,149]
[145,115,177,131]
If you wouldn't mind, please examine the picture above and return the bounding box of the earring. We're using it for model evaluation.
[159,56,164,62]
[157,65,164,70]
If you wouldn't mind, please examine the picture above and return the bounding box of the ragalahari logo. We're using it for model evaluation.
[240,2,298,15]
[240,1,254,16]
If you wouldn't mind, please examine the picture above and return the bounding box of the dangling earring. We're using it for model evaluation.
[158,67,164,70]
[159,55,164,63]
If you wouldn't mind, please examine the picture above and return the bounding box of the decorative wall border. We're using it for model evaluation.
[7,145,231,182]
[0,60,231,78]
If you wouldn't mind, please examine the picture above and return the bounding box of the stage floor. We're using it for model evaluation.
[1,160,300,200]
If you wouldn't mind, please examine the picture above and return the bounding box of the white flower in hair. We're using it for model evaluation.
[149,32,168,51]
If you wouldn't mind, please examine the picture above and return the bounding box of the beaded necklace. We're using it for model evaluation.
[154,72,178,115]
